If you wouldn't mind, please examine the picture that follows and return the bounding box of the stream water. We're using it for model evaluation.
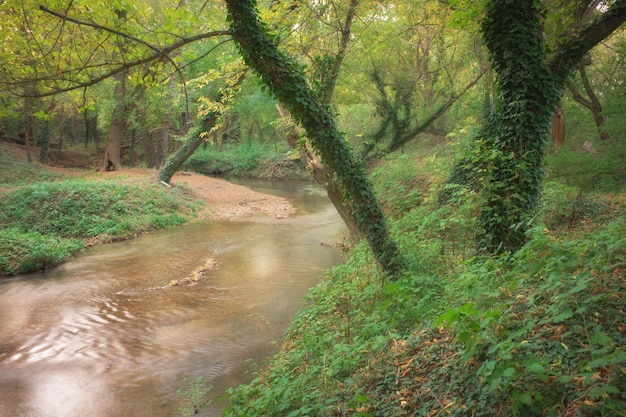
[0,181,346,417]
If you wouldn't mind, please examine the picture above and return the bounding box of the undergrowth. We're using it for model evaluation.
[0,178,199,276]
[224,154,625,416]
[183,141,295,178]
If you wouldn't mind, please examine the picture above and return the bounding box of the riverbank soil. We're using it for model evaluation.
[0,142,296,220]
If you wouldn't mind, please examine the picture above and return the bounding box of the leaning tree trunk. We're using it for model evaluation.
[276,104,361,237]
[225,0,406,276]
[102,72,128,172]
[158,68,247,184]
[158,112,219,184]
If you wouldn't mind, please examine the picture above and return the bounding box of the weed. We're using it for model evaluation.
[176,376,212,417]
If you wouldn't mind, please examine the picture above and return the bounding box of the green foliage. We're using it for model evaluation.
[0,180,188,238]
[0,228,83,275]
[0,177,196,275]
[370,154,428,217]
[545,97,626,192]
[447,0,566,254]
[224,148,624,416]
[176,376,212,417]
[538,182,625,231]
[183,141,290,177]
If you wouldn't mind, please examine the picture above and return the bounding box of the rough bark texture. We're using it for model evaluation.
[225,0,406,276]
[102,72,128,172]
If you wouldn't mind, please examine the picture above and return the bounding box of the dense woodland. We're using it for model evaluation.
[1,0,625,416]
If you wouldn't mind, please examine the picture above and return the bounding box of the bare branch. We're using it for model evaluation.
[19,18,231,98]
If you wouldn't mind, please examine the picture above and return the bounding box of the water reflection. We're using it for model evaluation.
[0,181,346,416]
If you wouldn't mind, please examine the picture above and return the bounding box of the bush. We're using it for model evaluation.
[184,141,290,177]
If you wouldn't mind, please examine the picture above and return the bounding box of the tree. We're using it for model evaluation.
[225,0,406,276]
[268,0,364,237]
[159,62,247,184]
[360,0,486,159]
[447,0,626,254]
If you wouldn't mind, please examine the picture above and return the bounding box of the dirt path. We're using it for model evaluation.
[1,142,295,220]
[91,169,296,221]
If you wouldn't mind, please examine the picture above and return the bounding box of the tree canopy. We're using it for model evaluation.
[1,0,624,262]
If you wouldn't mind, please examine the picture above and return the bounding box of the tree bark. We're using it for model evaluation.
[101,72,128,171]
[552,106,565,153]
[158,113,218,184]
[276,104,361,236]
[566,66,610,140]
[225,0,406,276]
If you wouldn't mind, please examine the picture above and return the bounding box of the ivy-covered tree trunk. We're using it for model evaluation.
[158,67,246,184]
[225,0,406,276]
[276,104,361,237]
[446,0,626,254]
[158,112,218,184]
[473,0,563,253]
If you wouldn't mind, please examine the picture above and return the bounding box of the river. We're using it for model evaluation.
[0,181,346,417]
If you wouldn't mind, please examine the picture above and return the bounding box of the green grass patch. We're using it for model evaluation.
[0,151,68,185]
[0,228,83,275]
[0,178,199,276]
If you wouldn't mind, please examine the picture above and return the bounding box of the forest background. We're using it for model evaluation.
[0,0,625,416]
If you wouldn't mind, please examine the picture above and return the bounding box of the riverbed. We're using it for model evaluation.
[0,181,346,416]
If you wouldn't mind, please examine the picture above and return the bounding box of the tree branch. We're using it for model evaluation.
[549,0,626,79]
[22,30,232,98]
[39,5,161,53]
[388,64,489,153]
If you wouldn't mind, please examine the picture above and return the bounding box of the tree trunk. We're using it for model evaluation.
[566,66,610,141]
[23,95,35,163]
[277,104,361,236]
[157,112,172,169]
[159,113,218,184]
[444,0,625,254]
[158,67,247,183]
[552,106,565,153]
[101,72,127,172]
[226,0,406,276]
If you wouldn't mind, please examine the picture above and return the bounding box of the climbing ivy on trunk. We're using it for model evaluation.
[446,0,626,254]
[224,0,406,276]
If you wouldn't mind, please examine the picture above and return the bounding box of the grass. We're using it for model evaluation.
[0,150,68,185]
[0,156,201,276]
[182,141,308,179]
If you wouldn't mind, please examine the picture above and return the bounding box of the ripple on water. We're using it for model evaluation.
[0,181,347,417]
